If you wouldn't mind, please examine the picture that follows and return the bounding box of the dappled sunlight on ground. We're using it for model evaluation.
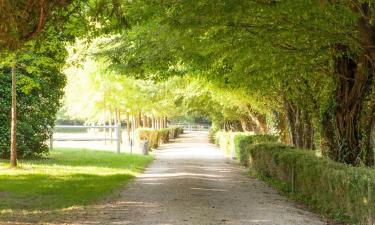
[0,132,324,224]
[30,132,323,225]
[0,149,153,223]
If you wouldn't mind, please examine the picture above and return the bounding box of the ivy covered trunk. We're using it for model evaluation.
[284,99,314,150]
[322,44,375,166]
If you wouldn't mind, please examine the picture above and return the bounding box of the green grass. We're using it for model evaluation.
[0,148,153,213]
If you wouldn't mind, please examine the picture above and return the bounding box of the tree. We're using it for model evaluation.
[0,30,67,159]
[97,0,375,166]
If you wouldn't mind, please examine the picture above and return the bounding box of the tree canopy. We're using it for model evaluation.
[1,0,375,167]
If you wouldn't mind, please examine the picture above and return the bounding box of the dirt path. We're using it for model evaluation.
[67,132,325,225]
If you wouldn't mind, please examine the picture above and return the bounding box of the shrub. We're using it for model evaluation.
[234,134,279,166]
[137,126,183,151]
[176,127,184,135]
[137,128,160,150]
[158,128,170,144]
[214,131,278,160]
[0,37,67,158]
[167,126,182,139]
[248,143,375,224]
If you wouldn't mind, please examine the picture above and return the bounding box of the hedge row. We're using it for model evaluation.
[214,131,375,223]
[137,126,183,151]
[214,131,278,163]
[248,143,375,224]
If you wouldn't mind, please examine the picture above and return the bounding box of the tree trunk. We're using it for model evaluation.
[334,44,368,165]
[126,112,131,143]
[284,98,314,150]
[284,99,297,146]
[142,114,148,128]
[137,112,142,128]
[10,58,17,168]
[152,115,156,129]
[240,115,254,132]
[275,111,290,144]
[321,42,375,166]
[159,117,164,129]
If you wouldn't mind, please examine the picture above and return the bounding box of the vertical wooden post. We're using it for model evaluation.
[291,166,295,193]
[369,178,373,225]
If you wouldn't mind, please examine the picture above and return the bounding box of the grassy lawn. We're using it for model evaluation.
[0,148,153,217]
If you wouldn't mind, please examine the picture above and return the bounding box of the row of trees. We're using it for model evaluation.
[1,1,375,168]
[94,1,375,167]
[0,0,131,167]
[61,39,265,138]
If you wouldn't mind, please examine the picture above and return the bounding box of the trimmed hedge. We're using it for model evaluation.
[249,143,375,224]
[214,131,278,161]
[137,128,160,150]
[137,127,183,151]
[234,134,279,166]
[168,126,184,139]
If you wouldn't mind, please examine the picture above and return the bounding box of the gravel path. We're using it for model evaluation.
[70,132,325,225]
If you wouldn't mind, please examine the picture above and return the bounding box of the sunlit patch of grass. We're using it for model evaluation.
[0,148,153,212]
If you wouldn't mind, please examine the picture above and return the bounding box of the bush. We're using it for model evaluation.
[0,37,67,158]
[214,131,278,160]
[234,134,279,166]
[158,128,170,144]
[248,143,375,224]
[137,128,160,150]
[137,126,183,151]
[167,126,182,139]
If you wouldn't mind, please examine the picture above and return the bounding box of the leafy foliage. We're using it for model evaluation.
[0,33,67,158]
[249,143,375,224]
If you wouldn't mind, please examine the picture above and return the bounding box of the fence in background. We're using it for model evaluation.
[169,123,211,132]
[51,125,122,153]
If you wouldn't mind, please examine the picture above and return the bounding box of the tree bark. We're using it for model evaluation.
[240,115,254,132]
[321,42,375,166]
[152,115,156,129]
[159,117,164,129]
[126,112,131,143]
[275,111,290,144]
[10,58,17,168]
[137,112,142,128]
[284,98,314,150]
[142,114,148,128]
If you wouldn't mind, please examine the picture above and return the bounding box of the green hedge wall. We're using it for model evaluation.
[249,143,375,224]
[214,131,278,161]
[137,127,183,151]
[234,134,279,166]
